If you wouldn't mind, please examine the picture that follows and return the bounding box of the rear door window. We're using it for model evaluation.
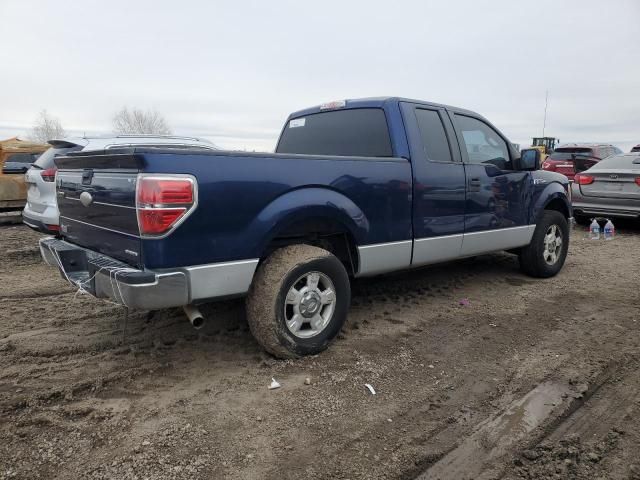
[276,108,393,157]
[415,109,453,163]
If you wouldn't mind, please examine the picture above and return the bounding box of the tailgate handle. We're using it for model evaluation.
[81,169,94,185]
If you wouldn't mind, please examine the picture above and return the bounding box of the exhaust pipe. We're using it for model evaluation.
[183,304,205,329]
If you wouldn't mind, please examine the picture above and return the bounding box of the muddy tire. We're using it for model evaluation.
[246,244,350,359]
[519,211,569,278]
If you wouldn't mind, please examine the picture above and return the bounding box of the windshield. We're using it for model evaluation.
[549,148,594,161]
[590,154,640,170]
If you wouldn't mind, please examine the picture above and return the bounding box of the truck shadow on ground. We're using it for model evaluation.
[145,251,524,349]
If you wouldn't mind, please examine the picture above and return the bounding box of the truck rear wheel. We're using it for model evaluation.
[246,244,350,358]
[519,210,569,278]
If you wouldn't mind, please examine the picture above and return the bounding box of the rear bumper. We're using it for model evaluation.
[572,202,640,219]
[22,211,59,234]
[39,238,259,310]
[23,202,59,233]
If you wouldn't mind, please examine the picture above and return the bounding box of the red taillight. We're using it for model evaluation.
[41,167,57,182]
[45,224,60,232]
[136,176,196,236]
[575,174,594,185]
[635,177,640,186]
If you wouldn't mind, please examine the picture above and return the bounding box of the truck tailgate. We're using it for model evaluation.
[56,153,142,267]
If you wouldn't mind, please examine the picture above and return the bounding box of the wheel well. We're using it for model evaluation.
[544,198,570,219]
[263,217,359,276]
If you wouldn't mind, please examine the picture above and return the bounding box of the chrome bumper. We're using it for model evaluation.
[39,238,258,310]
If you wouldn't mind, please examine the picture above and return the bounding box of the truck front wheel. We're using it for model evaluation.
[246,244,351,358]
[519,210,569,278]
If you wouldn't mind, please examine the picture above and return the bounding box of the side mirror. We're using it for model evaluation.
[520,148,541,171]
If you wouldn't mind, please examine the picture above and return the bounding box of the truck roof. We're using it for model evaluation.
[288,96,478,120]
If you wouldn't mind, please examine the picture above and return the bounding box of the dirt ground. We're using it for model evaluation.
[0,222,639,480]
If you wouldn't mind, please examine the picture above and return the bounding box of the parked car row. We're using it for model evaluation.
[541,143,623,181]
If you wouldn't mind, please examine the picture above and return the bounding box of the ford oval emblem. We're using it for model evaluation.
[79,191,93,207]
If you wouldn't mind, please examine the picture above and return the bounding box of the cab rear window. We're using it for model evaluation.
[276,108,393,157]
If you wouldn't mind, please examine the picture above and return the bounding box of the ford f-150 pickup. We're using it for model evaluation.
[40,97,572,358]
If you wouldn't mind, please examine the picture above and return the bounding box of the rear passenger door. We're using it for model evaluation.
[400,103,466,266]
[450,113,535,256]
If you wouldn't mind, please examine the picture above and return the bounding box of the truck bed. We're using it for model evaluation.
[55,147,413,269]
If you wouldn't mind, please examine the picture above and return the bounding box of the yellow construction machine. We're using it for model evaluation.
[530,137,558,162]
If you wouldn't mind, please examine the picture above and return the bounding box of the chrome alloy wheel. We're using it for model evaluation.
[284,271,336,338]
[543,224,563,265]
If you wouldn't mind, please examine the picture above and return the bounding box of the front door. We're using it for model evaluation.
[449,113,534,256]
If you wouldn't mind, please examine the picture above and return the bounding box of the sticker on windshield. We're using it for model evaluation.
[289,118,306,128]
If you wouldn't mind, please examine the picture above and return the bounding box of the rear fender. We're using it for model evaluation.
[249,187,369,258]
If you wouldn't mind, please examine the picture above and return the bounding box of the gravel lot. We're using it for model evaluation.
[1,223,639,480]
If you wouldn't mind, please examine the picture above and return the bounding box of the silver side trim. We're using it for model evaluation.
[460,225,535,256]
[63,196,137,210]
[412,233,463,266]
[357,240,412,277]
[59,215,139,238]
[180,259,259,300]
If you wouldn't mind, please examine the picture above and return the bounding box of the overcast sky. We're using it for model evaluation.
[1,0,639,151]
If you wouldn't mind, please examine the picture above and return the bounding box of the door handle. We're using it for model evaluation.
[468,178,481,191]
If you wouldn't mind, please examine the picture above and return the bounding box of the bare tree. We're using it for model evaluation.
[27,110,66,143]
[112,107,172,135]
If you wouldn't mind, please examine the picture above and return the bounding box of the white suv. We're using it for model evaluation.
[22,135,216,233]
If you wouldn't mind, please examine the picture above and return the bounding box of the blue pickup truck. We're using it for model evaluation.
[40,97,572,358]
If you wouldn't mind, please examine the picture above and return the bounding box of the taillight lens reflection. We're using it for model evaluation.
[138,208,187,235]
[137,177,194,205]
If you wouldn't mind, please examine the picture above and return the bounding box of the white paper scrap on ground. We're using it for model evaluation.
[269,378,281,390]
[365,383,376,395]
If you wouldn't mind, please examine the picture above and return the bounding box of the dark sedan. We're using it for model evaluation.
[571,153,640,223]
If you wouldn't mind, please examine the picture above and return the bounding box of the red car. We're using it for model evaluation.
[541,144,622,180]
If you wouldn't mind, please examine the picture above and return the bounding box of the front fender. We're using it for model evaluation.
[247,187,370,258]
[532,181,571,221]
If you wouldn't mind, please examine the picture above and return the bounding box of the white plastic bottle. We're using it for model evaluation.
[604,219,615,240]
[589,219,600,240]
